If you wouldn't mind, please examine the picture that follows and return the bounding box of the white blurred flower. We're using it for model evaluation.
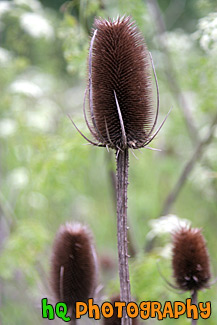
[9,80,43,98]
[20,12,54,39]
[200,34,210,51]
[8,167,29,189]
[164,30,193,53]
[148,214,191,239]
[197,13,217,53]
[0,119,17,138]
[0,1,11,16]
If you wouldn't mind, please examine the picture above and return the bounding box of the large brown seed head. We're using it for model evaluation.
[172,227,211,292]
[50,223,97,308]
[89,16,153,149]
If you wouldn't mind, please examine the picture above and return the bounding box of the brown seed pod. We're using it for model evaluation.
[103,295,138,325]
[82,16,165,151]
[69,16,169,151]
[50,223,97,308]
[172,226,211,292]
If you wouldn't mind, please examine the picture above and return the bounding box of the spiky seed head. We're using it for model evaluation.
[50,223,97,307]
[172,226,211,292]
[103,295,138,325]
[89,16,154,149]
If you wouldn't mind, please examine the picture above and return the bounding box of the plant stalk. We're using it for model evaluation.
[70,318,76,325]
[70,307,76,325]
[107,151,136,257]
[116,148,132,325]
[191,290,197,325]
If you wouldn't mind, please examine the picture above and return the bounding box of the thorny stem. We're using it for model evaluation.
[70,314,76,325]
[107,151,136,257]
[191,290,198,325]
[116,148,132,325]
[70,304,77,325]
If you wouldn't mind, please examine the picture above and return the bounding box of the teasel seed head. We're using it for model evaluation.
[50,223,97,308]
[74,15,168,151]
[103,295,138,325]
[172,226,211,292]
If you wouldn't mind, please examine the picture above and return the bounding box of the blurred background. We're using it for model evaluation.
[0,0,217,324]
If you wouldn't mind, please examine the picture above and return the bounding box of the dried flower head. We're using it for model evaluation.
[70,16,168,151]
[103,295,138,325]
[172,226,211,292]
[50,223,97,307]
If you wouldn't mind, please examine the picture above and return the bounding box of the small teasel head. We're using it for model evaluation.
[50,223,97,308]
[172,226,211,292]
[77,16,167,151]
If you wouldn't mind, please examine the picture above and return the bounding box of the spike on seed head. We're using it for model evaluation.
[172,226,211,292]
[50,223,97,308]
[87,16,156,150]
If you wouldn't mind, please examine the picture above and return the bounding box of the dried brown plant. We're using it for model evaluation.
[172,226,211,292]
[172,226,211,325]
[69,16,167,325]
[70,16,169,151]
[50,223,97,308]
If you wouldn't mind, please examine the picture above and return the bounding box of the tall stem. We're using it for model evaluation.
[70,308,76,325]
[70,318,76,325]
[191,290,198,325]
[116,148,132,325]
[107,151,136,257]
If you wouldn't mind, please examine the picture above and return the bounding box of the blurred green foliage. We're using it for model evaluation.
[0,0,217,324]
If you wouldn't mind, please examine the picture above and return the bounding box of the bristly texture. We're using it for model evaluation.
[172,227,211,292]
[88,16,154,150]
[50,223,97,308]
[103,295,138,325]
